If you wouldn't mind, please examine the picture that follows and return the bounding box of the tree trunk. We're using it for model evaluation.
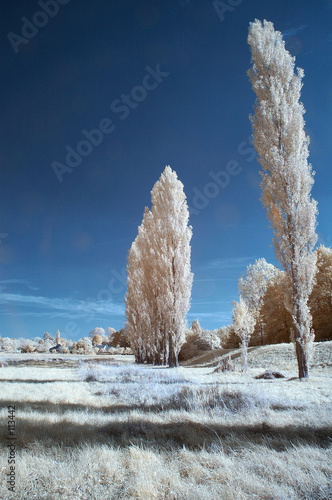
[293,325,309,379]
[135,349,144,364]
[154,351,162,365]
[293,294,310,379]
[241,338,248,372]
[168,335,178,368]
[163,334,168,366]
[260,322,264,346]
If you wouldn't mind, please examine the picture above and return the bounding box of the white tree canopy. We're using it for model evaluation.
[248,19,318,378]
[233,298,256,371]
[125,166,193,367]
[238,258,280,315]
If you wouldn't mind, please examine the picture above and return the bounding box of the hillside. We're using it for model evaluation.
[181,340,332,373]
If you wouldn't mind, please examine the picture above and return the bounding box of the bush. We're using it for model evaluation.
[73,337,94,354]
[214,356,235,373]
[179,327,222,362]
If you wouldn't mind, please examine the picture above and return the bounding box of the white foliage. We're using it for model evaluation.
[74,337,94,354]
[0,337,18,353]
[105,326,116,337]
[89,327,106,338]
[201,329,222,350]
[36,340,54,353]
[239,258,280,316]
[17,337,37,352]
[191,319,203,336]
[126,166,193,367]
[248,19,318,377]
[233,298,256,371]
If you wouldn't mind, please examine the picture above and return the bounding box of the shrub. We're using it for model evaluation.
[179,326,222,362]
[214,356,235,373]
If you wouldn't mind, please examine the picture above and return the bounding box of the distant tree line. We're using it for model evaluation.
[0,327,132,355]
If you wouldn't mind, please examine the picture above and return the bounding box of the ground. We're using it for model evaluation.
[0,343,331,499]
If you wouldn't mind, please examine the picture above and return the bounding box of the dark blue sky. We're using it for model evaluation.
[0,0,331,340]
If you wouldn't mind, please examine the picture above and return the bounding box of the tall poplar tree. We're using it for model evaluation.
[232,298,256,372]
[248,19,318,378]
[125,166,193,367]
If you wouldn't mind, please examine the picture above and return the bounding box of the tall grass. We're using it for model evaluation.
[79,362,308,414]
[0,345,331,499]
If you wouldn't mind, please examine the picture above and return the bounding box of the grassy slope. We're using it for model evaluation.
[0,343,331,500]
[182,340,332,371]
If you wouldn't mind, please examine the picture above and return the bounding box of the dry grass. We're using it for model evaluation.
[0,343,331,499]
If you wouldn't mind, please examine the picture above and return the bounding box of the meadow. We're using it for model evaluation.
[0,343,331,499]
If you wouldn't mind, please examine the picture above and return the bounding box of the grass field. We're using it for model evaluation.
[0,343,331,499]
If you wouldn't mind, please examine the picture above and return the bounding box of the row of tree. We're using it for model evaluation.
[125,19,321,378]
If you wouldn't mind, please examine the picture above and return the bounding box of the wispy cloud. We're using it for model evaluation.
[187,311,232,322]
[201,256,258,271]
[0,279,39,291]
[282,24,306,40]
[0,292,124,319]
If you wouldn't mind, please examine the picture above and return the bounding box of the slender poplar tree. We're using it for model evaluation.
[233,298,256,372]
[125,166,193,367]
[125,211,148,363]
[248,19,318,378]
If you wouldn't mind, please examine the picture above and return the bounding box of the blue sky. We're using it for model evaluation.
[0,0,331,340]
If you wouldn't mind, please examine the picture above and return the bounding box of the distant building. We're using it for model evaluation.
[56,330,61,344]
[49,344,63,353]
